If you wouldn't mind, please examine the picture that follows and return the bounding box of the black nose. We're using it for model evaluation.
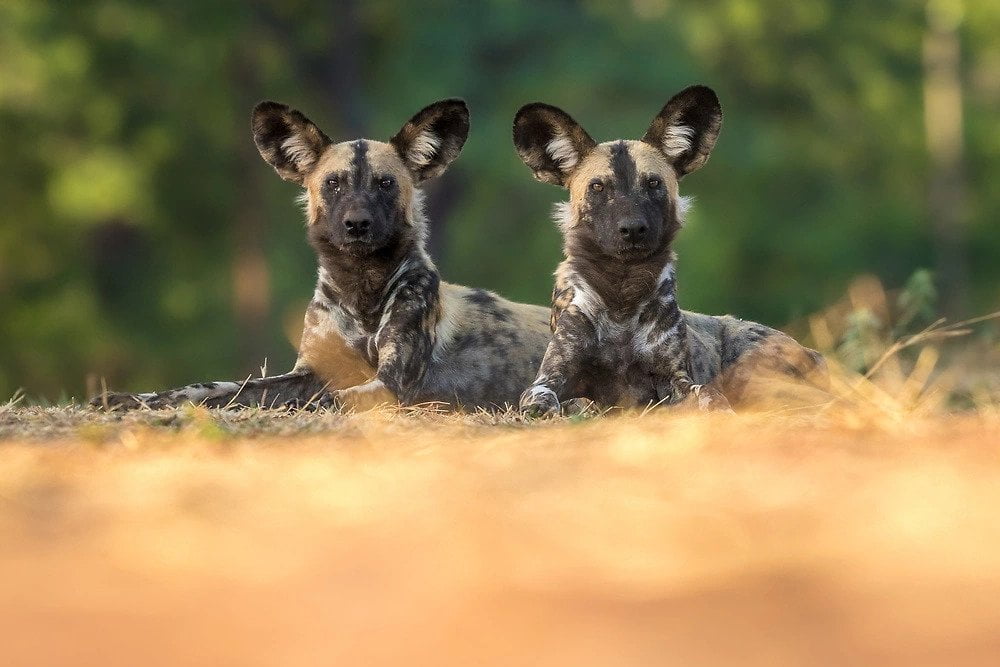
[618,220,648,241]
[344,212,371,237]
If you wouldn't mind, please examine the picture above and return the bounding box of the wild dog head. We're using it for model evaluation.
[513,86,721,262]
[252,99,470,259]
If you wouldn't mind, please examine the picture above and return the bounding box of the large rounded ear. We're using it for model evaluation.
[389,99,470,183]
[642,85,722,177]
[512,103,596,187]
[251,101,332,185]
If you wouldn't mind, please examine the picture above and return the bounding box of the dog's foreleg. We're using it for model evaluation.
[519,308,595,418]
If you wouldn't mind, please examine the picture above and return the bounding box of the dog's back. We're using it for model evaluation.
[686,312,828,409]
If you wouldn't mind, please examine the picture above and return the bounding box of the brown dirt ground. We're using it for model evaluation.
[2,403,1000,666]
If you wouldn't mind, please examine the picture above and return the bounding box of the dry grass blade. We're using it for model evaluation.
[222,374,254,410]
[100,376,109,410]
[864,310,1000,380]
[639,396,670,417]
[1,389,26,414]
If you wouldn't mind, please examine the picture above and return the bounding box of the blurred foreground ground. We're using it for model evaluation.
[2,405,1000,666]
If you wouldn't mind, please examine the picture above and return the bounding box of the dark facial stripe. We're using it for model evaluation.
[610,141,637,191]
[351,140,371,187]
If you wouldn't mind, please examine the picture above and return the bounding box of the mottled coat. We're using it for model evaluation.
[93,100,549,411]
[513,86,826,416]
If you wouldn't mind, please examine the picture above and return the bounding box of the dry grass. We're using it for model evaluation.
[2,397,1000,666]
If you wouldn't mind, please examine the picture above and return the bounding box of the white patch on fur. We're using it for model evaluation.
[313,267,336,304]
[281,135,318,171]
[677,195,693,221]
[568,278,604,323]
[374,259,415,344]
[545,133,579,170]
[296,190,319,225]
[407,130,441,168]
[295,190,310,213]
[661,125,695,159]
[407,190,435,265]
[431,284,467,362]
[525,384,557,401]
[552,201,575,229]
[385,258,414,295]
[375,293,398,347]
[633,318,681,356]
[656,261,676,288]
[351,378,388,395]
[658,289,676,308]
[165,381,244,405]
[304,270,368,349]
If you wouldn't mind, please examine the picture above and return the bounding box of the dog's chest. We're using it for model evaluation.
[581,312,660,404]
[297,304,376,387]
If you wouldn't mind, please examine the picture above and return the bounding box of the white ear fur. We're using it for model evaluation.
[545,132,580,171]
[407,130,441,168]
[280,135,320,172]
[660,125,695,160]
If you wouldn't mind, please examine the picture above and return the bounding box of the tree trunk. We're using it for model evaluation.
[231,45,272,372]
[923,0,968,319]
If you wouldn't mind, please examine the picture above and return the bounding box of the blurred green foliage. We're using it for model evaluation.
[1,0,998,400]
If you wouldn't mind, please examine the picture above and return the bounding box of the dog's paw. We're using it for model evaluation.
[691,385,734,413]
[315,391,337,410]
[671,385,734,413]
[281,397,312,411]
[282,390,338,412]
[519,386,560,419]
[655,377,694,406]
[333,381,396,412]
[560,397,598,417]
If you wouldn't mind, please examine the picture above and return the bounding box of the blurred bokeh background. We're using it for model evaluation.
[1,0,997,401]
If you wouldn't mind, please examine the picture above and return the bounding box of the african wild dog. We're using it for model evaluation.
[513,85,826,417]
[92,99,553,411]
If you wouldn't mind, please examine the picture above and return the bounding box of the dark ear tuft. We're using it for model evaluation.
[642,85,722,176]
[512,103,596,187]
[251,101,332,184]
[389,99,470,183]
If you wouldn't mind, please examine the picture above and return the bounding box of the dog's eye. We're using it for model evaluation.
[327,177,340,191]
[378,177,394,190]
[589,181,604,193]
[647,177,661,189]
